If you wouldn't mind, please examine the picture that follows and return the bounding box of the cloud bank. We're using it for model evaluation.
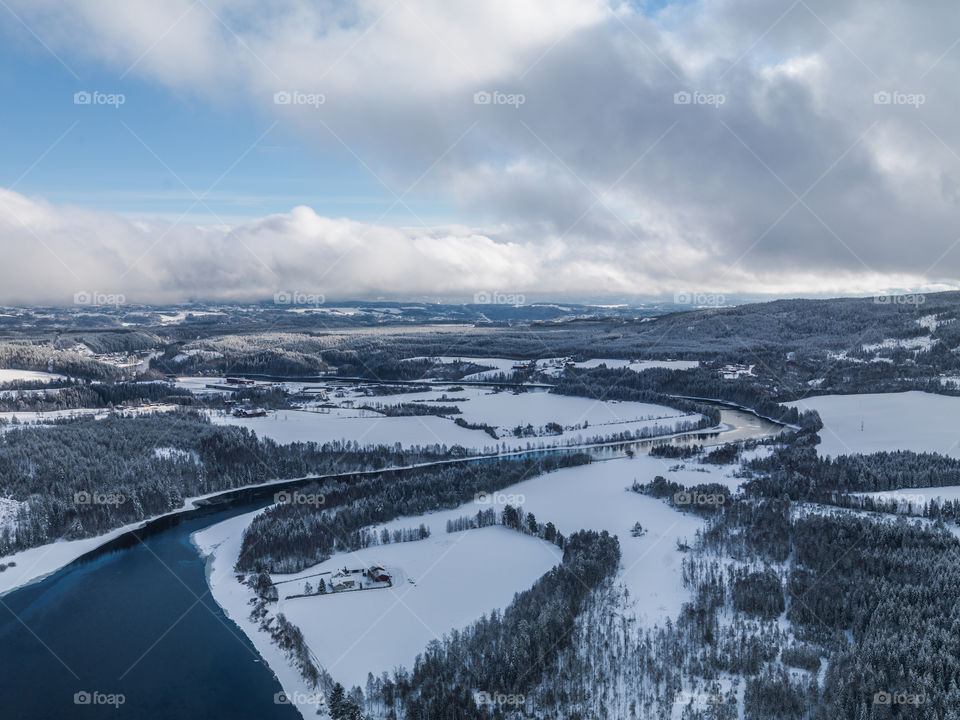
[3,0,960,302]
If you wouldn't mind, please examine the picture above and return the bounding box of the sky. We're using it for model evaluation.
[1,0,960,305]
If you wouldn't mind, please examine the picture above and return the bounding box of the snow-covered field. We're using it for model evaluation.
[787,391,960,458]
[544,358,699,376]
[0,369,66,383]
[402,356,697,381]
[401,386,686,429]
[209,407,495,449]
[271,528,560,690]
[211,389,702,453]
[194,449,746,711]
[374,456,710,626]
[853,485,960,512]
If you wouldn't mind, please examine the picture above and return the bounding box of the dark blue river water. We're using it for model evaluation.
[0,407,780,719]
[0,496,299,720]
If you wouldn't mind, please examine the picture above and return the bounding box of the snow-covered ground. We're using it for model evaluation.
[193,510,330,718]
[861,336,936,353]
[271,528,560,691]
[542,358,698,376]
[373,456,711,626]
[0,369,66,383]
[193,448,749,713]
[403,386,685,428]
[402,355,697,381]
[0,474,320,597]
[787,391,960,458]
[852,484,960,512]
[211,389,702,453]
[209,407,496,450]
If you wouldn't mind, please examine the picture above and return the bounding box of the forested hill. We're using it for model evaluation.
[613,293,951,355]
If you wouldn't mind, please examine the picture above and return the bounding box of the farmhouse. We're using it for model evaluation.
[367,566,391,583]
[330,571,357,591]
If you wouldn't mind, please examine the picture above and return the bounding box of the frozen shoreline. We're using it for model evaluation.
[192,511,328,720]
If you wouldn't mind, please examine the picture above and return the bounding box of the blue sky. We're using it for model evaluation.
[0,23,440,225]
[0,0,956,303]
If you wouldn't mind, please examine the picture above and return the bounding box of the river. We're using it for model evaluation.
[0,406,781,719]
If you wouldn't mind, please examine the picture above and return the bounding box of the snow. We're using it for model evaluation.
[158,310,224,324]
[0,369,66,383]
[0,496,24,541]
[563,358,698,374]
[0,476,310,598]
[192,511,328,718]
[853,484,960,512]
[209,396,702,453]
[861,336,935,353]
[195,451,743,704]
[399,386,689,432]
[209,408,495,450]
[402,356,697,381]
[271,528,561,691]
[786,391,960,458]
[402,356,522,381]
[371,456,714,626]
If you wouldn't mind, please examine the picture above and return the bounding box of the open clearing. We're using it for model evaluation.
[0,369,66,383]
[787,391,960,458]
[211,389,700,452]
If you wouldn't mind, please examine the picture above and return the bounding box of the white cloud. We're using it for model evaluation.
[5,0,960,299]
[0,188,940,303]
